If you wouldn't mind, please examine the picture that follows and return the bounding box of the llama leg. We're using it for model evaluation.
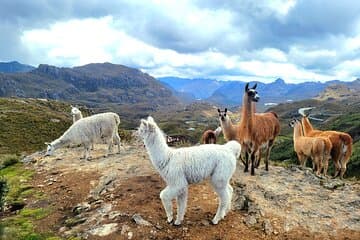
[265,140,274,171]
[225,184,233,215]
[250,152,256,176]
[243,152,249,172]
[323,157,329,177]
[212,185,230,224]
[84,145,91,160]
[160,186,183,224]
[340,166,347,179]
[333,158,341,178]
[254,149,261,168]
[174,188,188,226]
[114,133,121,153]
[160,187,174,223]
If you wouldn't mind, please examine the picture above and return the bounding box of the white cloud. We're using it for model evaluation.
[16,1,360,83]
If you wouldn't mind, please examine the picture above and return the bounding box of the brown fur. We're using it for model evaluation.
[301,116,353,178]
[201,130,217,144]
[238,84,280,175]
[291,120,331,176]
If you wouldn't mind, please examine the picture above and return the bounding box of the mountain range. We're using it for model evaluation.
[159,77,359,109]
[0,62,179,127]
[0,61,35,73]
[1,61,359,123]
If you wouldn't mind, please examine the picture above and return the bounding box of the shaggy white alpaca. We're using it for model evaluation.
[138,116,241,225]
[46,112,121,160]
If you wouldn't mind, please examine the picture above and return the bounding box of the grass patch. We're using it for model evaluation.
[0,154,20,169]
[0,157,59,240]
[19,208,51,220]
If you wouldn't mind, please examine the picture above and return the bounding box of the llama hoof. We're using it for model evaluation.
[211,219,219,225]
[166,217,173,224]
[173,220,182,226]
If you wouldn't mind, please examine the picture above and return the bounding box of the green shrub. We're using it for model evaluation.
[118,129,134,143]
[0,177,8,211]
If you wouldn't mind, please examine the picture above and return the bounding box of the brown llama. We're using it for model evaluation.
[289,118,332,176]
[299,108,353,178]
[201,127,222,144]
[238,83,280,175]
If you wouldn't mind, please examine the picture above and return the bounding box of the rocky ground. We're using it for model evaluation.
[18,142,360,240]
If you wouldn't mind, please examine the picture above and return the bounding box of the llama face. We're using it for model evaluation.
[288,118,299,128]
[247,88,260,102]
[217,108,228,122]
[71,107,81,116]
[245,83,260,102]
[137,119,155,139]
[45,143,54,156]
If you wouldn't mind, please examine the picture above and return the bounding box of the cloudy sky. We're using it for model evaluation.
[1,0,360,83]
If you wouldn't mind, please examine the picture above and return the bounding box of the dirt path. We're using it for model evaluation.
[24,143,360,240]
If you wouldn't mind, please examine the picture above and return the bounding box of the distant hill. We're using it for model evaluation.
[0,61,35,73]
[158,77,225,100]
[0,63,180,128]
[159,77,359,109]
[316,78,360,101]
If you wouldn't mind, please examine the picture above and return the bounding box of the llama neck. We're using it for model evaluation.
[293,122,304,143]
[73,113,83,122]
[51,138,66,150]
[240,94,254,131]
[143,127,171,171]
[301,117,313,135]
[220,118,236,139]
[214,126,222,137]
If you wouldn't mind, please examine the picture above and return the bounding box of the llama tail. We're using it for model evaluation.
[114,114,121,125]
[225,140,241,158]
[339,133,353,165]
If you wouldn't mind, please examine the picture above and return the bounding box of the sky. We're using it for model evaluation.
[1,0,360,83]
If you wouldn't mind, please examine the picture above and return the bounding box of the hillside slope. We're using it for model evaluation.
[0,63,180,128]
[2,142,359,239]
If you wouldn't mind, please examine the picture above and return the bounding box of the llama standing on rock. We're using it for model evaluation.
[45,112,121,160]
[238,83,280,175]
[71,105,83,123]
[138,116,241,225]
[299,107,352,178]
[289,118,332,176]
[201,126,222,144]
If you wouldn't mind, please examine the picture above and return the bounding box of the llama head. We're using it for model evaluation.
[298,107,314,117]
[245,82,260,102]
[44,142,55,156]
[71,106,81,116]
[138,117,157,139]
[217,108,229,122]
[288,118,300,128]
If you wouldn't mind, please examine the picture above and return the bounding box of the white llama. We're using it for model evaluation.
[137,116,241,225]
[46,112,121,160]
[71,105,83,123]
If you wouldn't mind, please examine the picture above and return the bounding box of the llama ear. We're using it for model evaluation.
[140,119,148,127]
[225,108,227,112]
[147,116,155,123]
[44,142,51,146]
[217,108,220,113]
[253,83,257,89]
[245,83,249,92]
